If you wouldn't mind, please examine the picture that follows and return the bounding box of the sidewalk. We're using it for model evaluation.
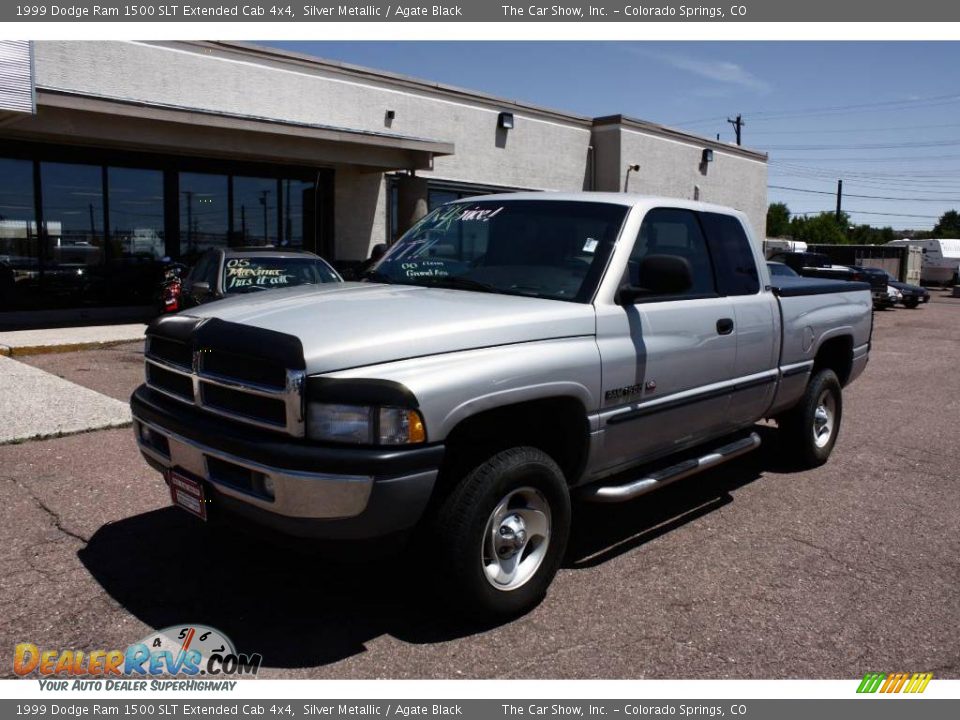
[0,323,146,357]
[0,354,132,444]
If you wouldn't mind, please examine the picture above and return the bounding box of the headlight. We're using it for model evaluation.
[307,403,426,445]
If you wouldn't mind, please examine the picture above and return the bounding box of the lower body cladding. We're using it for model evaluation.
[130,386,442,543]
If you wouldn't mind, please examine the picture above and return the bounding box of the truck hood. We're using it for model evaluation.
[183,282,596,374]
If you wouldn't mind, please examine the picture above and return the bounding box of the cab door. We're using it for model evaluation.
[595,207,738,474]
[700,212,779,428]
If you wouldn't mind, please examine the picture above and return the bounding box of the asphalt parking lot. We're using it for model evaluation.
[2,293,958,680]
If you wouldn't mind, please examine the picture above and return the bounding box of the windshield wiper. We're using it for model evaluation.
[362,270,394,284]
[418,276,498,293]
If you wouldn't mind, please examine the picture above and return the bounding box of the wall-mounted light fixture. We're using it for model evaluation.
[624,163,641,192]
[498,112,515,130]
[701,148,714,164]
[385,110,396,121]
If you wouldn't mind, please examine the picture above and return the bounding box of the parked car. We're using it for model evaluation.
[180,247,342,309]
[768,253,889,310]
[766,261,799,278]
[157,259,189,315]
[882,271,930,309]
[132,194,872,618]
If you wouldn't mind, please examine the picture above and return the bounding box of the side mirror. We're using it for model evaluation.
[617,254,693,304]
[369,243,388,262]
[191,281,211,299]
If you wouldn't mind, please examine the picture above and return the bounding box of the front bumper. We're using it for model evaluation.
[131,385,443,540]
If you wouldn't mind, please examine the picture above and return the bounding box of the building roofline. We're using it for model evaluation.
[179,40,595,129]
[593,114,768,162]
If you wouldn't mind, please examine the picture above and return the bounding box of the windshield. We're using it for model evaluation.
[223,257,340,294]
[368,200,629,302]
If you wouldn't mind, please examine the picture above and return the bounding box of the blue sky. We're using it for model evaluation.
[264,41,960,231]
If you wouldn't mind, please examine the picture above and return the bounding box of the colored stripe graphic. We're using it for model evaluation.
[857,672,932,694]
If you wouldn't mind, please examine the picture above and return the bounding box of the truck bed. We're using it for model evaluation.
[770,276,872,297]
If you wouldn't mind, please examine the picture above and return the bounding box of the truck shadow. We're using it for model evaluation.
[78,426,792,670]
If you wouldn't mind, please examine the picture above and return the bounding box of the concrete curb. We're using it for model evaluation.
[1,338,142,357]
[0,324,146,357]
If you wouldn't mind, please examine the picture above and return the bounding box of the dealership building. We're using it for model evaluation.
[0,40,767,319]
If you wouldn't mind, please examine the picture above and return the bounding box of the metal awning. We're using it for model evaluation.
[2,89,454,171]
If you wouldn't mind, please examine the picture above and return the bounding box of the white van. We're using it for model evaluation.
[887,238,960,285]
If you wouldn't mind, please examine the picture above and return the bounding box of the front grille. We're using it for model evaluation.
[200,349,286,389]
[146,363,194,400]
[147,336,192,369]
[144,326,305,437]
[201,382,287,427]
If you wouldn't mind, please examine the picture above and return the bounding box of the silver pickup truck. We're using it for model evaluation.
[131,193,872,617]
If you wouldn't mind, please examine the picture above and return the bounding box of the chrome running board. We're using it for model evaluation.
[581,432,761,503]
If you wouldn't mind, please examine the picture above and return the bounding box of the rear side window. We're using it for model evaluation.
[700,213,760,296]
[630,208,717,298]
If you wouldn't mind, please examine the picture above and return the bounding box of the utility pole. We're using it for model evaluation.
[835,179,843,221]
[727,114,744,146]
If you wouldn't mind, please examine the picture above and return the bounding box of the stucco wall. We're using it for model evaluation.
[33,41,592,192]
[604,125,768,239]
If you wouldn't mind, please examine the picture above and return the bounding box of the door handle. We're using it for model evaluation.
[716,318,734,335]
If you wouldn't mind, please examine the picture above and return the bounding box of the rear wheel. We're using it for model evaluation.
[432,447,571,619]
[779,369,843,468]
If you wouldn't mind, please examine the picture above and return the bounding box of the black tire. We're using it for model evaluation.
[903,297,920,309]
[779,369,843,469]
[432,447,571,619]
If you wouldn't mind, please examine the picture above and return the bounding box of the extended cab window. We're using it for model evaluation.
[629,208,716,298]
[700,212,760,295]
[369,200,628,302]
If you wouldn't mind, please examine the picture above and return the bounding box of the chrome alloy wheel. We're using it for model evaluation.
[481,486,551,591]
[812,389,837,449]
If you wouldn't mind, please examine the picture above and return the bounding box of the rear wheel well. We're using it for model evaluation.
[813,335,853,386]
[439,397,590,489]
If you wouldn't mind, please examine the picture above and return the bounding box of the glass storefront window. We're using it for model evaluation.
[281,178,314,250]
[233,176,279,246]
[109,167,165,260]
[180,172,228,263]
[0,158,37,309]
[40,162,105,269]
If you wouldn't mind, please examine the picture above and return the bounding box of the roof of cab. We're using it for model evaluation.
[451,191,746,215]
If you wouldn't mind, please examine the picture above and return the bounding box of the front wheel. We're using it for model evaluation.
[779,369,843,468]
[432,447,571,619]
[903,297,920,309]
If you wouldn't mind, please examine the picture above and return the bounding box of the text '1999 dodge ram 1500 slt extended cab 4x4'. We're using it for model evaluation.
[131,193,872,617]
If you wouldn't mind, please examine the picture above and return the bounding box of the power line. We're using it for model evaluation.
[769,184,960,202]
[765,139,960,152]
[669,92,960,127]
[749,121,960,136]
[790,209,941,220]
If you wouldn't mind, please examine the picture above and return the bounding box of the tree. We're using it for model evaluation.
[767,202,791,237]
[932,210,960,237]
[790,212,849,245]
[848,224,896,245]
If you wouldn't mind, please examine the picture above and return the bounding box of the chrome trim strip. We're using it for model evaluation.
[145,355,193,377]
[195,370,286,398]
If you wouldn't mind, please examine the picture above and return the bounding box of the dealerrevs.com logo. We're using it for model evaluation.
[15,625,262,691]
[857,672,934,694]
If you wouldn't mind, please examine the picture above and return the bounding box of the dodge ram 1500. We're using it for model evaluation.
[132,193,872,617]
